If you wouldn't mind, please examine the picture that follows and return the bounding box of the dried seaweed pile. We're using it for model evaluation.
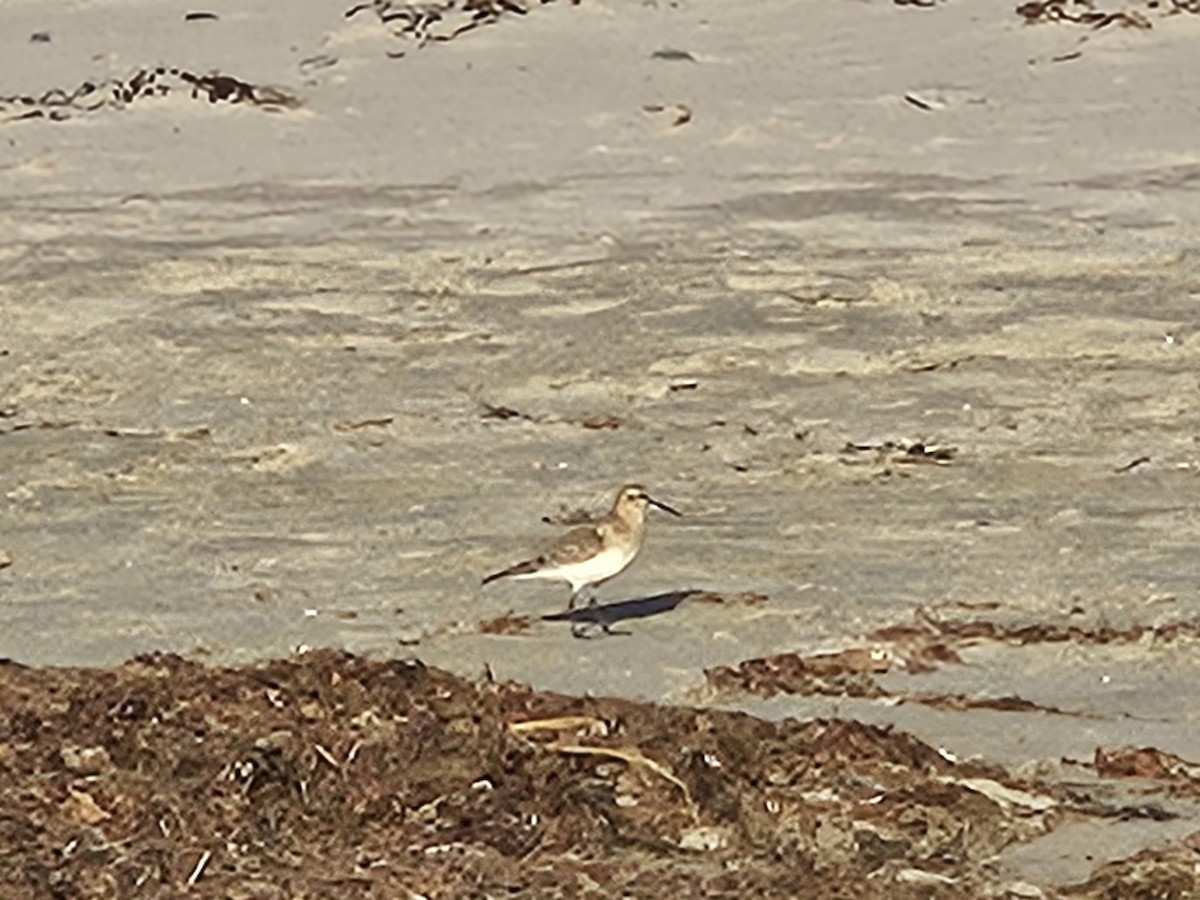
[0,67,298,124]
[346,0,581,56]
[0,651,1068,898]
[1016,0,1200,28]
[1066,834,1200,898]
[706,610,1200,714]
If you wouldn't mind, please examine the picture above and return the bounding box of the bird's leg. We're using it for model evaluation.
[572,618,631,640]
[571,621,597,639]
[568,585,598,611]
[568,587,630,639]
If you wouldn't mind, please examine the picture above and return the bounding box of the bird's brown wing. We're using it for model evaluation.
[481,525,604,585]
[540,524,605,567]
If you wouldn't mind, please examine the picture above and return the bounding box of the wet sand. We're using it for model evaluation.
[3,0,1200,892]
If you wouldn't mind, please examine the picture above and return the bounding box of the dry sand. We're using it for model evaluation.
[4,0,1200,892]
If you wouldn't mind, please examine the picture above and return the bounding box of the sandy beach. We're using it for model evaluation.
[3,0,1200,894]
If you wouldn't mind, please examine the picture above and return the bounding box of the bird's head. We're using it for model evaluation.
[616,484,682,518]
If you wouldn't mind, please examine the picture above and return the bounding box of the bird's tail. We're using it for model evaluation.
[481,560,539,586]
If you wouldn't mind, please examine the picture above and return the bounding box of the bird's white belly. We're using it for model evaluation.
[515,546,635,591]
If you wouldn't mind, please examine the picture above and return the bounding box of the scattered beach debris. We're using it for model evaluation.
[477,611,534,635]
[331,416,395,431]
[650,48,696,62]
[480,402,533,422]
[1016,0,1155,28]
[1069,832,1200,897]
[706,607,1200,715]
[0,651,1083,895]
[1,67,298,123]
[580,414,622,430]
[1113,455,1151,474]
[643,103,693,127]
[897,609,1200,647]
[1092,745,1200,786]
[903,87,986,112]
[684,590,770,606]
[841,439,958,466]
[347,0,582,57]
[706,647,1094,717]
[1015,0,1198,61]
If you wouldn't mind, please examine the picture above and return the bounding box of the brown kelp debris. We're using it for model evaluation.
[862,623,967,674]
[840,439,958,466]
[1113,454,1152,474]
[1064,830,1200,897]
[1,418,81,434]
[867,608,1200,675]
[1093,746,1200,793]
[704,649,1083,717]
[480,402,529,421]
[479,403,624,430]
[332,416,395,431]
[710,609,1200,703]
[347,0,582,57]
[643,102,694,127]
[907,693,1082,716]
[685,591,770,607]
[477,611,534,635]
[899,609,1200,647]
[580,414,623,430]
[706,650,889,699]
[704,606,1200,714]
[0,651,1066,898]
[1016,0,1200,29]
[1,67,298,123]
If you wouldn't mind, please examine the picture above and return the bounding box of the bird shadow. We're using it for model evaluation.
[541,589,703,637]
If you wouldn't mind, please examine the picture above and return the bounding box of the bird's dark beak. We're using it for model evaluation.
[647,495,682,517]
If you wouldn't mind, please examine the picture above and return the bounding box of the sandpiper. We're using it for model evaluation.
[482,484,681,611]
